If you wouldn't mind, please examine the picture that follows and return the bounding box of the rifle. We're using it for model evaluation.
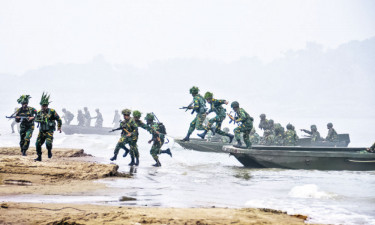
[6,115,34,122]
[180,101,195,114]
[109,126,131,135]
[227,111,240,125]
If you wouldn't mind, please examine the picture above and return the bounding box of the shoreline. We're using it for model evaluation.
[0,146,309,224]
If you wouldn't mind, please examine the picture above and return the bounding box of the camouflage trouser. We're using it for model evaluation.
[150,138,164,161]
[35,130,54,155]
[204,115,230,136]
[234,122,253,148]
[19,125,34,152]
[114,136,138,158]
[188,113,206,134]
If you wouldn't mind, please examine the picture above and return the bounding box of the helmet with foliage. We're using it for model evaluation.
[17,95,31,104]
[133,110,141,118]
[189,86,199,95]
[122,109,131,116]
[144,113,155,121]
[40,92,51,105]
[204,92,213,100]
[231,101,239,108]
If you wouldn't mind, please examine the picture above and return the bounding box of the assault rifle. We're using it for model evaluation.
[180,101,195,114]
[227,111,241,125]
[109,126,131,135]
[6,115,34,122]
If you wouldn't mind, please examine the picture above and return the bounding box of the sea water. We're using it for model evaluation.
[0,132,374,225]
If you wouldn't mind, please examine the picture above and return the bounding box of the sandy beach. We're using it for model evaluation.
[0,147,308,224]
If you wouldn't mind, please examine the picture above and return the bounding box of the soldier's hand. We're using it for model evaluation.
[28,116,35,121]
[126,133,131,137]
[16,116,20,119]
[225,101,229,105]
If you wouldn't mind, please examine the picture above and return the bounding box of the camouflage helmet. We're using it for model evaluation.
[132,110,142,118]
[122,109,131,116]
[204,91,213,100]
[144,113,155,121]
[231,101,239,108]
[327,122,333,128]
[286,123,293,129]
[17,95,31,104]
[260,113,266,118]
[311,124,317,130]
[40,92,51,105]
[189,86,199,95]
[269,119,274,125]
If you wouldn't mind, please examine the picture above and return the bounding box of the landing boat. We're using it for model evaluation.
[62,125,120,135]
[222,145,375,171]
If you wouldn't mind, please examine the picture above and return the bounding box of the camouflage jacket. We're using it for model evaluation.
[284,130,299,146]
[208,99,226,118]
[261,134,274,146]
[250,133,260,145]
[274,133,284,146]
[258,119,269,130]
[149,122,165,142]
[302,130,321,142]
[36,108,62,132]
[15,106,37,128]
[326,128,338,142]
[119,118,138,138]
[235,108,253,127]
[192,94,207,114]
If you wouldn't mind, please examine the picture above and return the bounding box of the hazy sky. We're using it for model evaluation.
[1,0,375,74]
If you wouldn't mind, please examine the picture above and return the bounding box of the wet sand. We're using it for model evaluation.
[0,147,309,224]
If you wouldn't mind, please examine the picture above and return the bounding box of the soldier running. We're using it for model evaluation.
[197,92,234,143]
[34,93,62,161]
[230,101,254,149]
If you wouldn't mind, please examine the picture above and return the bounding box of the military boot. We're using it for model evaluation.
[152,159,161,167]
[233,140,242,148]
[182,133,191,142]
[135,157,139,166]
[123,149,129,158]
[228,134,234,143]
[128,156,135,166]
[197,130,208,139]
[47,149,53,158]
[34,155,42,162]
[110,154,118,161]
[161,148,172,157]
[21,148,27,156]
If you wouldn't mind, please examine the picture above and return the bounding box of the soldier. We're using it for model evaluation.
[267,119,275,134]
[325,122,338,142]
[61,108,74,125]
[10,107,20,134]
[301,125,321,142]
[77,110,85,126]
[230,101,253,148]
[284,123,299,146]
[34,93,62,161]
[367,142,375,153]
[92,108,103,128]
[258,114,269,131]
[197,92,234,142]
[144,113,171,167]
[182,86,207,141]
[110,109,139,166]
[112,110,121,128]
[249,128,260,145]
[273,124,284,146]
[260,130,274,146]
[14,95,37,156]
[83,107,91,127]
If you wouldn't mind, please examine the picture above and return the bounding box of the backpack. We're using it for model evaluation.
[157,122,167,134]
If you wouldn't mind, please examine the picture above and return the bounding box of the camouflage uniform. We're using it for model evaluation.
[93,109,103,128]
[16,105,37,155]
[231,101,253,148]
[326,123,338,142]
[258,114,269,131]
[301,125,321,142]
[83,107,91,127]
[77,110,85,126]
[35,108,62,160]
[111,109,139,166]
[273,124,284,146]
[249,128,260,145]
[61,108,74,125]
[284,124,299,146]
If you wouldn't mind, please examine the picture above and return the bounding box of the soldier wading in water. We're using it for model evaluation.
[34,93,62,161]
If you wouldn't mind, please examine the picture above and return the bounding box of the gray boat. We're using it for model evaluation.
[62,125,120,135]
[222,145,375,171]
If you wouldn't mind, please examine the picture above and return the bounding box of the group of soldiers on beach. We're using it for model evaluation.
[181,86,341,148]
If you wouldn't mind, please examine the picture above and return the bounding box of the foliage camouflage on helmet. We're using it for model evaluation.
[231,101,239,108]
[17,95,31,104]
[122,109,131,115]
[40,92,51,105]
[189,86,199,95]
[133,110,142,118]
[286,123,293,129]
[204,92,213,99]
[327,122,333,128]
[144,113,155,121]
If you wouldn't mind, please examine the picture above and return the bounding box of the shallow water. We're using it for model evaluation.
[0,132,374,225]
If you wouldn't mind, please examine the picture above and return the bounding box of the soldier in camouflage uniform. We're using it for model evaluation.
[367,142,375,153]
[273,124,285,146]
[34,93,62,161]
[110,109,139,166]
[61,108,74,125]
[83,107,91,127]
[249,128,260,145]
[301,125,321,142]
[267,119,275,134]
[231,101,253,149]
[197,92,234,142]
[258,114,269,131]
[325,122,338,143]
[182,86,207,141]
[77,110,85,126]
[260,130,274,146]
[92,108,103,128]
[14,95,37,156]
[112,110,121,128]
[284,123,299,146]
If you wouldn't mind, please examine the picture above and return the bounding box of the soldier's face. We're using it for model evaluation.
[42,105,48,111]
[124,115,130,120]
[22,103,28,109]
[207,99,212,103]
[134,117,140,121]
[233,107,239,112]
[147,120,153,125]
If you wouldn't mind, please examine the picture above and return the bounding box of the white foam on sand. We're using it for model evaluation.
[288,184,338,199]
